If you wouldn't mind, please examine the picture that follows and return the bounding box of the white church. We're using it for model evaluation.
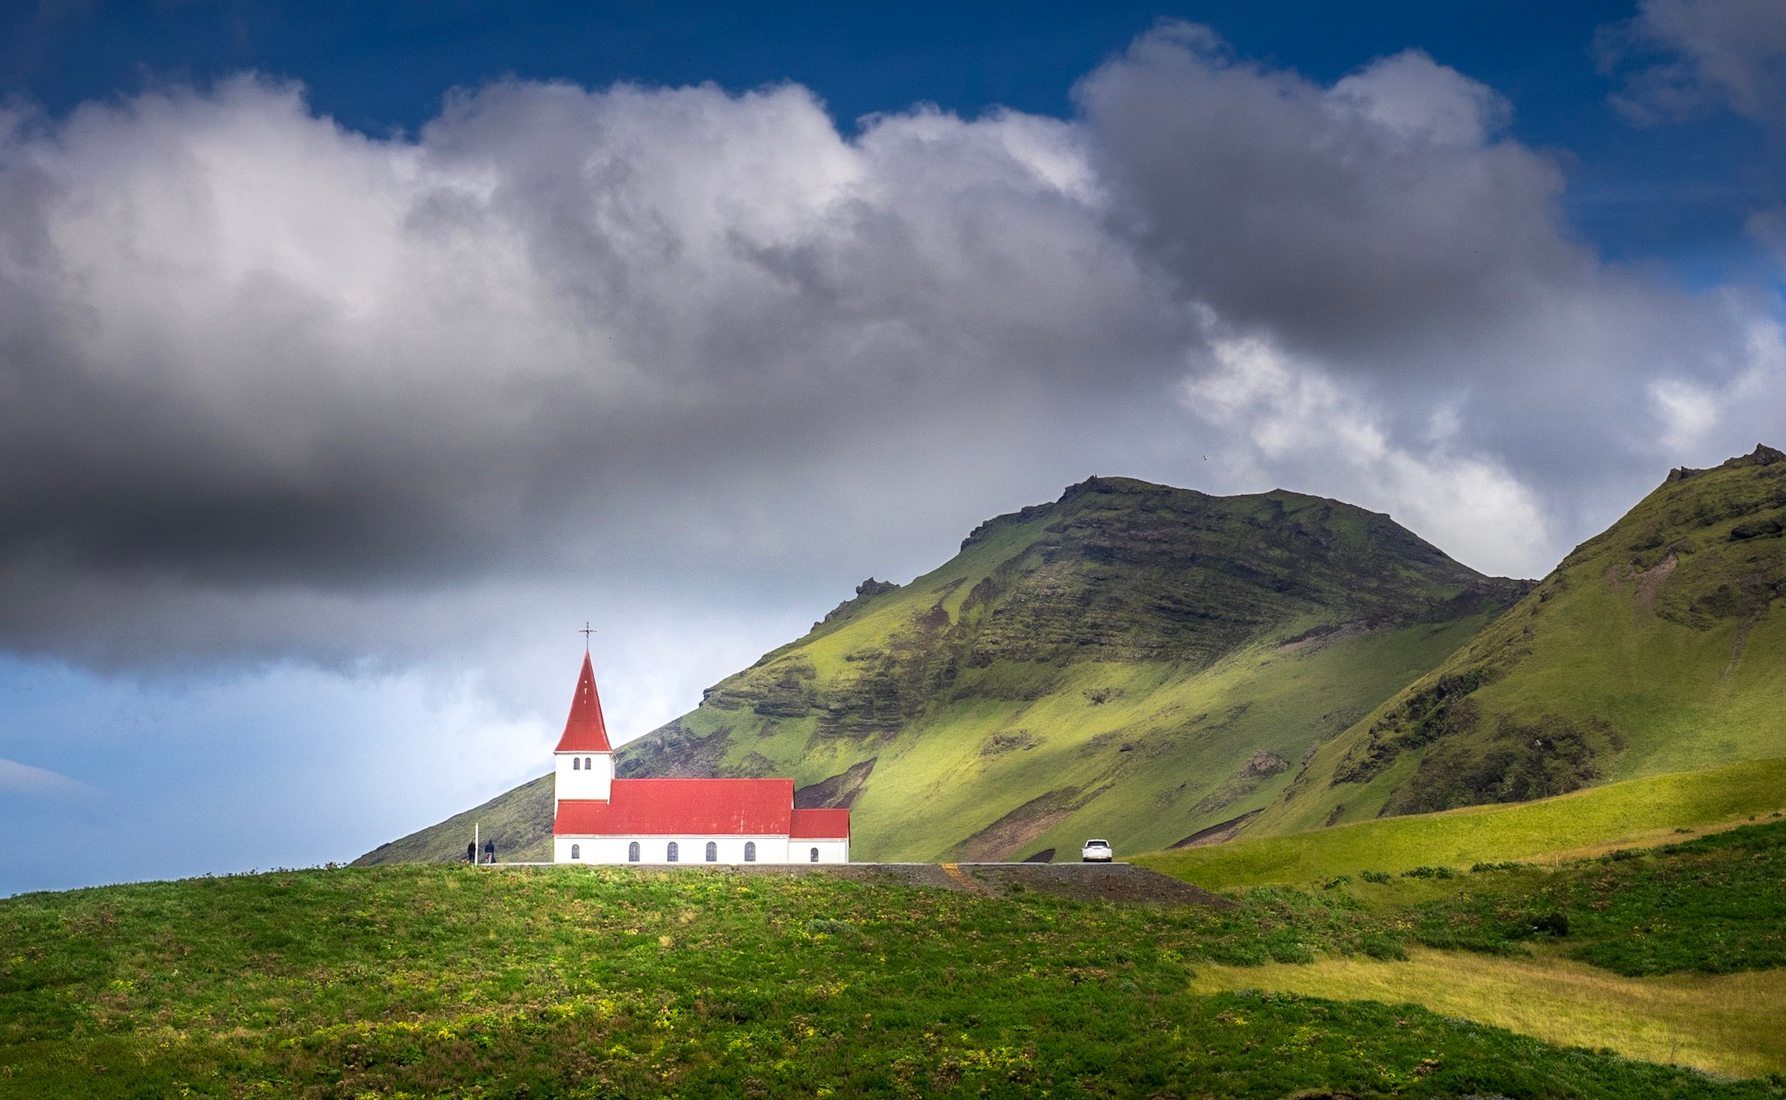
[552,651,850,864]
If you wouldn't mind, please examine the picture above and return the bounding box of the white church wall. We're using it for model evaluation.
[556,834,788,865]
[554,751,612,801]
[553,834,847,865]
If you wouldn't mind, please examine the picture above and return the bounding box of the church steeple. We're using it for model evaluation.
[555,651,612,753]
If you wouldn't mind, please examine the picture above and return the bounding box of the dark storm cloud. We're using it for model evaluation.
[0,76,1192,667]
[1079,25,1779,511]
[0,28,1779,672]
[1078,30,1576,369]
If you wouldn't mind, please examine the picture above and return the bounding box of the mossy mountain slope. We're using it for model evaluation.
[363,476,1525,864]
[1257,445,1786,836]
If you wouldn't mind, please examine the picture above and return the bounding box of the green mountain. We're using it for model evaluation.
[359,476,1525,865]
[1255,444,1786,836]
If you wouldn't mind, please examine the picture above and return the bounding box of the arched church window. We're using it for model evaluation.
[705,841,718,862]
[628,841,640,862]
[744,842,756,862]
[573,757,580,770]
[667,841,680,863]
[570,843,580,860]
[810,847,820,863]
[584,757,592,769]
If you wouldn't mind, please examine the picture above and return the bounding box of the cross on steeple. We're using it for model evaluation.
[579,622,595,651]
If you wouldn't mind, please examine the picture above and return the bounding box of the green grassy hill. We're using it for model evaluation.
[1136,756,1786,890]
[1251,445,1786,836]
[357,774,555,866]
[8,832,1786,1096]
[1172,814,1786,1082]
[362,476,1526,865]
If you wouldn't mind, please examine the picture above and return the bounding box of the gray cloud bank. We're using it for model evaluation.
[0,23,1781,674]
[1602,0,1786,125]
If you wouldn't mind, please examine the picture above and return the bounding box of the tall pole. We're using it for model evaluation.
[475,821,479,865]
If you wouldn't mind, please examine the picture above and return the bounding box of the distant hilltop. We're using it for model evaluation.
[362,473,1528,865]
[364,447,1784,868]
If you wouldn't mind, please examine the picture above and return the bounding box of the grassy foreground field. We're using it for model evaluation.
[4,855,1781,1098]
[1136,757,1786,889]
[1175,815,1786,1081]
[1191,950,1786,1079]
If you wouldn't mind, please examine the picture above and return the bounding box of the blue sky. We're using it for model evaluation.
[1,1,1782,895]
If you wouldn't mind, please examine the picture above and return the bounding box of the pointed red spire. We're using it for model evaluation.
[554,651,612,753]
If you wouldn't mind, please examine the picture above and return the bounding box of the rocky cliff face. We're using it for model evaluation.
[949,478,1516,666]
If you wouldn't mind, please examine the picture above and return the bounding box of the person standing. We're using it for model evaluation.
[466,841,476,863]
[483,838,495,864]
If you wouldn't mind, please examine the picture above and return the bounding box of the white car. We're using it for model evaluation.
[1081,839,1113,863]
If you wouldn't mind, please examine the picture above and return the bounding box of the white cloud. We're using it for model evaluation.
[1082,26,1781,523]
[1649,317,1786,459]
[0,757,90,797]
[1650,377,1723,453]
[1183,335,1551,577]
[0,26,1774,648]
[0,26,1773,661]
[0,75,1188,669]
[1327,50,1511,147]
[1077,28,1581,376]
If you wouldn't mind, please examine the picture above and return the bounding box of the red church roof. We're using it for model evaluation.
[789,808,851,840]
[555,778,802,836]
[554,651,612,753]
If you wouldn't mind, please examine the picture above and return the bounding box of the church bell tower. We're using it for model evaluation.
[554,649,614,802]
